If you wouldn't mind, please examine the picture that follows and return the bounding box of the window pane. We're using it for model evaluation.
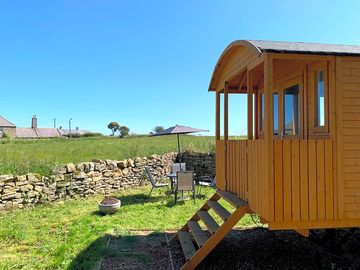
[284,84,300,136]
[316,71,325,126]
[260,94,264,131]
[273,93,278,136]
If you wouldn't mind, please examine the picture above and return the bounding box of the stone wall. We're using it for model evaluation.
[180,151,216,178]
[0,153,176,211]
[0,151,217,211]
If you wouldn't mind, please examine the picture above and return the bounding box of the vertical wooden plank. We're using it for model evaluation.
[249,141,253,209]
[325,140,334,220]
[224,83,229,190]
[291,140,300,221]
[317,140,326,220]
[262,140,268,219]
[229,141,233,193]
[329,59,338,220]
[216,92,220,140]
[227,141,231,192]
[283,140,292,221]
[241,141,249,200]
[216,141,226,190]
[235,141,239,197]
[234,141,236,195]
[224,83,229,141]
[300,140,309,221]
[264,54,274,222]
[308,140,317,220]
[245,140,249,201]
[274,140,283,222]
[247,70,253,140]
[335,57,343,219]
[255,140,258,214]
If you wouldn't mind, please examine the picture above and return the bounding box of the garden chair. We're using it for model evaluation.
[172,162,186,173]
[144,166,168,195]
[197,175,216,196]
[175,171,196,205]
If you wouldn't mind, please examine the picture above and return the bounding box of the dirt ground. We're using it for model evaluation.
[101,228,360,270]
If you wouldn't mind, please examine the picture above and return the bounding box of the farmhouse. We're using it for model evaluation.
[0,115,62,139]
[173,40,360,270]
[0,116,16,137]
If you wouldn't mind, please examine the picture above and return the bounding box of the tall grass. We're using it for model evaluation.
[0,135,215,175]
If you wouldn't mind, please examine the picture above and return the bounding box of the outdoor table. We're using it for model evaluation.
[166,172,177,192]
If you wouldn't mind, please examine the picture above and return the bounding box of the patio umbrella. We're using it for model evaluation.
[150,125,209,168]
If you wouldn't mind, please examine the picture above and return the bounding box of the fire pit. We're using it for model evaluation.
[98,196,121,214]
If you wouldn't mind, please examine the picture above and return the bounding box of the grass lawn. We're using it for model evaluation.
[0,186,254,270]
[0,135,216,175]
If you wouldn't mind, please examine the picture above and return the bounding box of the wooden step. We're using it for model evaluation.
[197,211,219,234]
[178,231,196,261]
[207,200,231,221]
[216,190,247,208]
[188,221,210,248]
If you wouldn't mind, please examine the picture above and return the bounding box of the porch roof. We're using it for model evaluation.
[209,39,360,91]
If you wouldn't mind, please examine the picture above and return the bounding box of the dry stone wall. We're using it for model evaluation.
[180,151,216,178]
[0,151,216,211]
[0,153,176,211]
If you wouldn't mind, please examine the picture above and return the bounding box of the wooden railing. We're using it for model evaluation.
[216,139,335,223]
[216,139,266,214]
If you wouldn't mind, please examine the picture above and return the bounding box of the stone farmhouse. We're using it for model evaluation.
[0,115,62,139]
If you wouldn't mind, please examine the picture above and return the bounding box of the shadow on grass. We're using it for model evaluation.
[67,232,173,270]
[67,234,111,270]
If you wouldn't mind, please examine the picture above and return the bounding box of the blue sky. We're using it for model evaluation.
[1,0,360,135]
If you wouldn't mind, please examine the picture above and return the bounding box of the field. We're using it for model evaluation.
[0,187,254,270]
[0,135,216,175]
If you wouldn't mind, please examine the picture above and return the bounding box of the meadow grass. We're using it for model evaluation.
[0,135,215,175]
[0,186,254,270]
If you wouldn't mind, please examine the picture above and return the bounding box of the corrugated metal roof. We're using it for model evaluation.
[0,116,16,128]
[248,40,360,56]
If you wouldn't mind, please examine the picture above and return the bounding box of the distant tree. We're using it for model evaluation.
[107,122,120,136]
[119,126,130,138]
[153,126,164,133]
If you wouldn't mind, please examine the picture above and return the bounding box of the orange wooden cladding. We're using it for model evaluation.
[221,140,267,217]
[273,139,335,222]
[216,138,334,225]
[215,140,226,190]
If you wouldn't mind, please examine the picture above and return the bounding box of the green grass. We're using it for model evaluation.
[0,135,216,175]
[0,187,254,270]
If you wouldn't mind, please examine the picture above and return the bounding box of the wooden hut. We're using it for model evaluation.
[173,40,360,269]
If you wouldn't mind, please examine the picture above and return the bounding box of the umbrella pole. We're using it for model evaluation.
[177,134,181,170]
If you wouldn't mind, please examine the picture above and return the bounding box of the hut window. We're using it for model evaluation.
[312,62,329,134]
[284,84,300,136]
[316,71,325,126]
[260,94,264,132]
[273,93,279,136]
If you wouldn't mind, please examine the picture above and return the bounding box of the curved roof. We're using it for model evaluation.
[209,39,360,91]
